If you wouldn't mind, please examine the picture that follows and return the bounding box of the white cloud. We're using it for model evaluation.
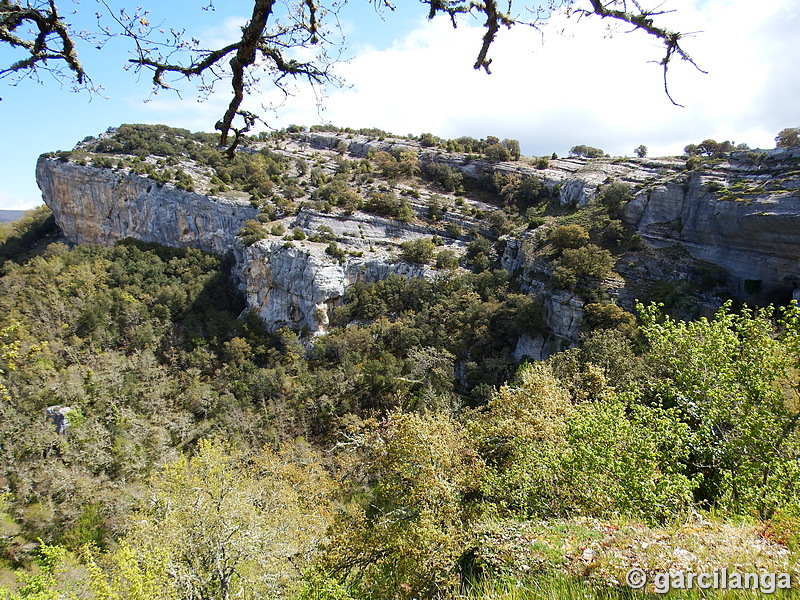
[0,188,41,211]
[262,0,800,156]
[123,0,800,157]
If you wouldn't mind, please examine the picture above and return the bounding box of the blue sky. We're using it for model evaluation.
[1,0,798,210]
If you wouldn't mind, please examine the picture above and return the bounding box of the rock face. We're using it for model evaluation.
[36,134,800,347]
[622,148,800,302]
[237,239,430,334]
[37,158,258,254]
[37,155,443,334]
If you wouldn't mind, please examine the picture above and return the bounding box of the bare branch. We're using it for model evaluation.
[0,0,90,88]
[581,0,706,106]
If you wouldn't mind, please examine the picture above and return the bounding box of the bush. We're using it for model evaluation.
[599,181,632,216]
[559,244,614,278]
[364,191,413,222]
[569,145,605,158]
[484,143,512,162]
[551,244,614,290]
[487,211,514,235]
[550,224,589,250]
[423,163,463,193]
[238,220,269,245]
[583,302,636,333]
[435,249,459,269]
[427,196,443,221]
[686,155,701,170]
[400,238,436,264]
[321,412,483,599]
[325,242,346,261]
[444,222,462,238]
[775,126,800,148]
[471,363,695,522]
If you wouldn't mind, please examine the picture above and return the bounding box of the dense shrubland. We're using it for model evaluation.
[0,205,799,600]
[6,124,800,598]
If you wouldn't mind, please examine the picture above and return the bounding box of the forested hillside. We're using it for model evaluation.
[1,125,800,599]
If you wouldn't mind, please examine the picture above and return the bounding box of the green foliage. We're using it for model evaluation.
[599,181,632,216]
[294,573,357,600]
[583,302,636,334]
[312,178,362,213]
[568,145,605,158]
[435,249,459,270]
[399,238,436,264]
[487,211,514,235]
[638,301,800,516]
[423,163,464,193]
[494,173,545,213]
[364,191,413,222]
[427,195,443,221]
[0,205,59,267]
[82,124,287,196]
[550,224,589,250]
[685,139,735,157]
[322,412,484,599]
[100,439,334,600]
[238,219,269,245]
[685,155,701,170]
[369,149,419,179]
[484,143,512,162]
[419,132,439,148]
[470,363,695,523]
[0,543,76,600]
[634,144,648,158]
[550,244,614,290]
[325,242,346,261]
[775,126,800,148]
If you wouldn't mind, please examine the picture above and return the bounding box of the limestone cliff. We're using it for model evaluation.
[36,130,800,356]
[235,211,435,334]
[621,147,800,301]
[37,157,257,254]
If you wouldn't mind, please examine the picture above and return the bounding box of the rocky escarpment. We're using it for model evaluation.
[234,209,444,334]
[37,154,454,336]
[622,147,800,302]
[37,130,800,353]
[301,132,800,302]
[238,240,430,334]
[37,158,258,254]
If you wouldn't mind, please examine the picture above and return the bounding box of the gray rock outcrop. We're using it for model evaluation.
[37,158,258,254]
[622,148,800,301]
[36,133,800,342]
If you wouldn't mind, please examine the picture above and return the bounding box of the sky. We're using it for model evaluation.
[0,0,798,210]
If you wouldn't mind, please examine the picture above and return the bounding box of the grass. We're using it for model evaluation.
[461,573,798,599]
[458,516,799,599]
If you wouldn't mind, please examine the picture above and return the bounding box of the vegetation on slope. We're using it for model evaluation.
[3,125,800,599]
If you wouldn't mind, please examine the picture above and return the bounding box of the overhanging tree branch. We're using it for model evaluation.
[1,0,701,145]
[581,0,707,106]
[0,0,89,88]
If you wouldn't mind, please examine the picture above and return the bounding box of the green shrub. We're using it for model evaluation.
[551,244,614,290]
[484,143,512,162]
[599,181,632,216]
[238,220,269,245]
[435,249,459,269]
[364,191,413,222]
[325,242,346,261]
[550,224,589,250]
[400,238,436,264]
